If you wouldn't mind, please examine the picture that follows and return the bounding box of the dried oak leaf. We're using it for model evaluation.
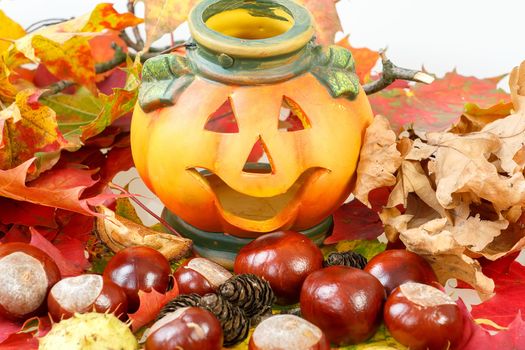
[96,206,192,261]
[354,115,402,207]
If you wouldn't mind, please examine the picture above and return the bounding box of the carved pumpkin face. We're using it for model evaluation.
[131,72,373,237]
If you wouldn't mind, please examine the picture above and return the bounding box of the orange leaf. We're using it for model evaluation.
[32,35,96,93]
[298,0,342,45]
[337,36,380,83]
[0,90,67,176]
[0,10,25,53]
[128,286,180,332]
[0,158,100,215]
[82,3,143,32]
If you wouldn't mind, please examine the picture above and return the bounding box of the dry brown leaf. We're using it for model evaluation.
[354,115,402,207]
[96,206,192,261]
[424,253,495,299]
[449,102,513,135]
[428,131,525,212]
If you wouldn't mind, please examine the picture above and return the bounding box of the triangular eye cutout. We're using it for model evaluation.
[204,98,239,133]
[278,96,311,132]
[243,137,273,174]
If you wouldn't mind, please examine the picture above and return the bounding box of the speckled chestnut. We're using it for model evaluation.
[249,315,330,350]
[384,282,463,350]
[146,307,223,350]
[0,242,61,320]
[103,246,171,312]
[364,249,438,294]
[174,258,232,295]
[300,266,385,346]
[47,274,128,321]
[234,231,323,305]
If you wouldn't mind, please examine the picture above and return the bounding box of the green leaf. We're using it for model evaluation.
[139,54,194,112]
[322,239,387,261]
[41,87,103,146]
[311,45,361,100]
[115,196,143,225]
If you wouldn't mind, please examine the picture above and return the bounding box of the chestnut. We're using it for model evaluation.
[0,242,61,320]
[145,306,223,350]
[47,274,128,321]
[384,282,463,350]
[103,246,171,312]
[234,231,323,305]
[249,315,330,350]
[364,249,438,294]
[300,266,385,346]
[174,258,232,296]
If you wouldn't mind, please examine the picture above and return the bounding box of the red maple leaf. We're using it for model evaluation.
[369,71,510,132]
[469,253,525,328]
[128,285,180,332]
[324,188,390,244]
[0,316,51,350]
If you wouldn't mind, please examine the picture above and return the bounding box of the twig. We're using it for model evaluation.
[25,18,70,33]
[109,182,184,238]
[119,30,142,52]
[363,50,435,95]
[127,0,145,52]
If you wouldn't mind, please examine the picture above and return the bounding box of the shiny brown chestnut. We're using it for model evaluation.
[103,246,171,312]
[174,258,232,296]
[145,307,223,350]
[0,242,61,320]
[249,315,330,350]
[234,231,323,305]
[300,266,385,346]
[384,282,463,350]
[47,274,128,321]
[364,249,438,294]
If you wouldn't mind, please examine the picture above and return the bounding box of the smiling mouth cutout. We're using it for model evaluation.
[188,165,328,224]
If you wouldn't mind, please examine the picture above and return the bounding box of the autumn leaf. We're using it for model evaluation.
[470,255,525,328]
[325,188,390,245]
[298,0,342,45]
[0,316,51,350]
[336,36,380,83]
[139,0,199,51]
[0,10,25,53]
[32,35,97,93]
[0,90,68,177]
[13,4,140,61]
[369,71,510,132]
[0,198,57,228]
[128,286,180,332]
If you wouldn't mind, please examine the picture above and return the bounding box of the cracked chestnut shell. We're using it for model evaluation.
[384,282,463,350]
[364,249,438,294]
[300,266,386,346]
[234,231,323,305]
[0,242,61,320]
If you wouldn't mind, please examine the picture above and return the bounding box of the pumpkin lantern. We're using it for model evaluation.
[131,0,373,244]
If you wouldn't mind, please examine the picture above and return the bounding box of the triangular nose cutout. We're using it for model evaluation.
[243,137,273,174]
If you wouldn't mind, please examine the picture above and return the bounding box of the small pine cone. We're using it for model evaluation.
[199,293,250,347]
[156,293,202,321]
[219,274,275,321]
[324,250,368,269]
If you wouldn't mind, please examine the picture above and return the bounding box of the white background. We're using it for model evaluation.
[2,0,524,303]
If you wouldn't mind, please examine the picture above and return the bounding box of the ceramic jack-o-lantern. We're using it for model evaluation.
[131,0,374,238]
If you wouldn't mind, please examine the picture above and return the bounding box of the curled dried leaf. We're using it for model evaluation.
[96,206,192,261]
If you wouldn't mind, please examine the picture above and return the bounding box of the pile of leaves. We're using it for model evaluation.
[1,0,525,349]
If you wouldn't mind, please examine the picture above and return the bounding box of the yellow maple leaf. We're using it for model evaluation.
[0,10,25,53]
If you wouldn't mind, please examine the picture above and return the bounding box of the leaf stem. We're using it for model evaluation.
[108,182,183,238]
[127,0,145,52]
[363,50,435,95]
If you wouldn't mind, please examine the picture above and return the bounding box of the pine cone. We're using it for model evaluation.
[156,293,202,321]
[324,250,368,269]
[219,274,275,322]
[199,293,250,347]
